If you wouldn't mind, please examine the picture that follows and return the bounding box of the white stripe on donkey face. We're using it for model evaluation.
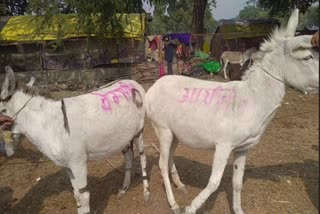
[145,9,318,214]
[0,67,150,214]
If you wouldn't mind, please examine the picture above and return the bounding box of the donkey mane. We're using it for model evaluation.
[260,27,287,52]
[241,63,258,80]
[15,82,53,100]
[241,27,287,81]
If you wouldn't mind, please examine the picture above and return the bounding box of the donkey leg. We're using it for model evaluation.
[66,168,82,211]
[185,144,232,214]
[118,145,133,198]
[7,133,21,157]
[70,161,90,214]
[232,150,248,214]
[169,137,186,193]
[135,134,150,202]
[156,125,181,213]
[223,60,229,80]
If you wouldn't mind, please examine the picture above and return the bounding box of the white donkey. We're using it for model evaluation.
[220,47,257,80]
[0,68,150,214]
[145,9,318,214]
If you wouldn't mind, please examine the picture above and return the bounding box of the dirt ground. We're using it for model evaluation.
[0,71,318,214]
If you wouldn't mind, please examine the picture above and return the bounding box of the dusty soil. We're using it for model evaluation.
[0,70,318,214]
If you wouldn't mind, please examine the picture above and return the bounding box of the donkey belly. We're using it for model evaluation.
[87,139,130,160]
[84,131,134,160]
[67,102,143,160]
[170,123,216,149]
[175,133,215,149]
[84,121,139,160]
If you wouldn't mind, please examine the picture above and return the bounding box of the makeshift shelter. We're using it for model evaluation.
[210,19,280,60]
[297,26,319,36]
[0,13,146,72]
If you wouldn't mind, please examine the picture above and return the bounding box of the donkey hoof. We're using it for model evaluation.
[77,207,82,214]
[177,186,188,195]
[6,148,15,157]
[117,189,127,199]
[184,206,195,214]
[144,192,150,202]
[233,208,245,214]
[172,207,181,214]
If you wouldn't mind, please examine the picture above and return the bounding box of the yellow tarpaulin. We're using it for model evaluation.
[0,13,145,43]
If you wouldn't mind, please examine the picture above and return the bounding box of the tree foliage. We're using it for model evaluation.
[238,5,269,19]
[0,0,217,38]
[147,0,217,34]
[248,0,318,17]
[238,3,319,29]
[26,0,216,35]
[25,0,145,37]
[0,0,27,15]
[0,0,6,15]
[302,6,319,27]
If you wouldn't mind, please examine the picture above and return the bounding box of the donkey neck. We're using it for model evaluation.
[9,91,54,112]
[244,62,286,114]
[9,91,61,136]
[8,91,68,163]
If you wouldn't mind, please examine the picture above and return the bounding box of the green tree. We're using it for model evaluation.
[147,0,217,34]
[302,6,319,27]
[238,5,269,19]
[241,1,318,29]
[248,0,318,17]
[152,0,216,33]
[204,6,218,32]
[0,0,28,15]
[0,0,6,16]
[26,0,144,38]
[2,0,217,39]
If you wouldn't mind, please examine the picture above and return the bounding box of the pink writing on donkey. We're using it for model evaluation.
[91,82,135,112]
[178,86,247,110]
[179,86,235,104]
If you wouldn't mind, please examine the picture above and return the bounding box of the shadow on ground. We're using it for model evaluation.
[1,155,318,213]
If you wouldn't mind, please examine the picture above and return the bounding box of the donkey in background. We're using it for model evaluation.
[219,47,258,80]
[0,68,150,214]
[145,9,318,214]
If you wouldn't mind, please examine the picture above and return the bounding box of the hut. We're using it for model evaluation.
[210,18,280,60]
[0,13,146,72]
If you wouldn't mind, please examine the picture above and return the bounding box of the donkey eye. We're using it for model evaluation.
[304,55,313,60]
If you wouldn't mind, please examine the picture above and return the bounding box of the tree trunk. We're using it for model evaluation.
[191,0,207,50]
[191,0,207,34]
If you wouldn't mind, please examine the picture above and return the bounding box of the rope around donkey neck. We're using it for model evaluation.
[0,97,33,132]
[11,97,33,121]
[261,67,285,84]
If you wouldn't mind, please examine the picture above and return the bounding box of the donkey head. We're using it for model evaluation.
[241,47,259,66]
[0,66,35,157]
[0,66,37,112]
[259,9,319,94]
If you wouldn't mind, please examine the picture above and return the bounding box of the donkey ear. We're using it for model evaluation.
[26,77,35,87]
[286,9,299,38]
[1,66,16,100]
